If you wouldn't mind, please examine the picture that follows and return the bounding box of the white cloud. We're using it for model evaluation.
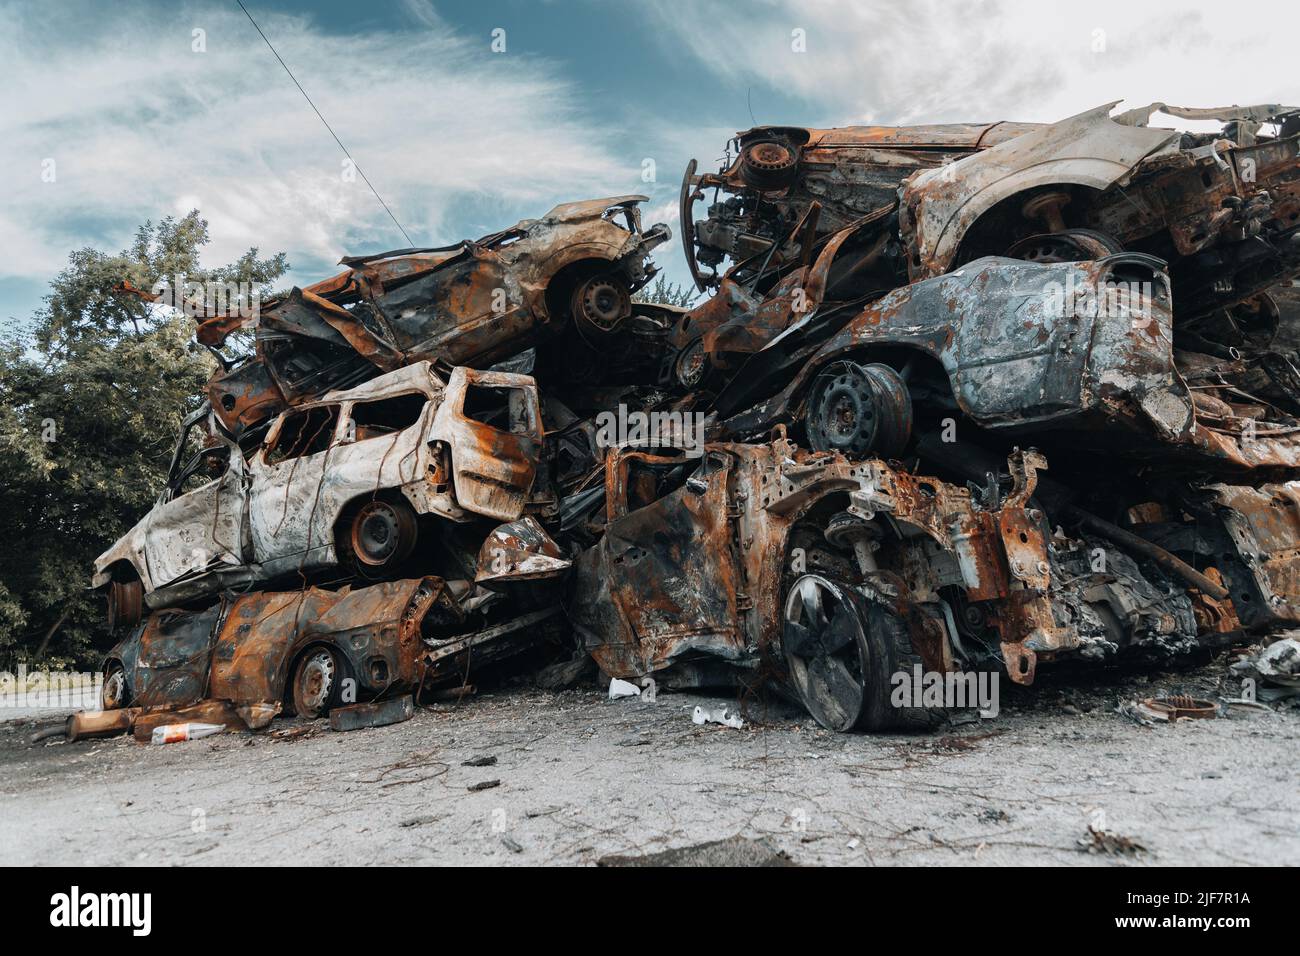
[0,1,641,288]
[637,0,1300,127]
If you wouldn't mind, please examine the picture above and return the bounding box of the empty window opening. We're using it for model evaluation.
[267,406,339,464]
[174,445,230,496]
[349,393,427,441]
[463,384,534,435]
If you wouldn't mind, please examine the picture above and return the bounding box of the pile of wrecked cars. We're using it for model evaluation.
[84,100,1300,739]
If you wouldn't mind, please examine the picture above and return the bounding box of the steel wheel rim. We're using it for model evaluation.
[809,364,879,457]
[297,649,335,715]
[354,502,400,565]
[102,668,126,710]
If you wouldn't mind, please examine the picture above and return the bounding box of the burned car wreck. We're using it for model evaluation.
[92,361,555,621]
[83,104,1300,739]
[675,101,1300,384]
[201,195,671,439]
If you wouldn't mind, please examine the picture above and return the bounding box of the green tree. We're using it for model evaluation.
[0,211,287,667]
[633,275,699,308]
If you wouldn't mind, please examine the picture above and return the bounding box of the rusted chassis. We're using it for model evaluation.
[205,196,670,436]
[570,436,1283,730]
[571,440,1034,691]
[101,577,463,722]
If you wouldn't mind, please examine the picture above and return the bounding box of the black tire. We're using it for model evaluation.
[107,577,143,630]
[805,361,912,459]
[782,574,942,732]
[289,645,348,719]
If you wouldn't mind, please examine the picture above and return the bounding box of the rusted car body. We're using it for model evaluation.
[570,437,1239,730]
[100,576,558,722]
[713,254,1300,472]
[92,361,564,619]
[204,196,670,437]
[684,251,1300,658]
[682,102,1300,324]
[86,97,1300,738]
[680,119,1039,289]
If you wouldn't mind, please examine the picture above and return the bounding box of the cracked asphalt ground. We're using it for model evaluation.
[1,657,1296,866]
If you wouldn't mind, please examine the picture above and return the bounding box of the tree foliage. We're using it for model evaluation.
[633,275,699,308]
[0,211,287,667]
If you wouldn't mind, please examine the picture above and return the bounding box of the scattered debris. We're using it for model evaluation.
[468,779,501,792]
[462,754,497,767]
[1135,695,1219,722]
[692,705,744,729]
[151,722,225,745]
[398,813,446,828]
[608,678,642,700]
[535,654,596,691]
[1253,636,1300,687]
[329,696,415,732]
[133,700,244,742]
[1078,825,1147,856]
[268,724,319,741]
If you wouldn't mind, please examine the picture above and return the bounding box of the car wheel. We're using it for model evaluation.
[571,273,631,341]
[349,499,418,578]
[1004,228,1124,263]
[805,361,912,459]
[107,578,143,630]
[101,663,129,710]
[291,646,345,719]
[782,574,940,732]
[740,140,798,189]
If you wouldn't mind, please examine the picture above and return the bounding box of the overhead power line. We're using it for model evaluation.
[235,0,415,247]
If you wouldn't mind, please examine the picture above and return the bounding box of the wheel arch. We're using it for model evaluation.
[914,172,1114,276]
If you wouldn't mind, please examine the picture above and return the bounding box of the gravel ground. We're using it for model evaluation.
[1,656,1296,866]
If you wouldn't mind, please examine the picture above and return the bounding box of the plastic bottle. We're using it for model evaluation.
[150,722,226,745]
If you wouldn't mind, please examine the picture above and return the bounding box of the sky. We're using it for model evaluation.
[3,0,1299,324]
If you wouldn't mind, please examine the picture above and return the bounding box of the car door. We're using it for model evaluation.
[247,403,342,574]
[326,390,432,503]
[429,368,543,521]
[127,602,225,709]
[569,450,743,677]
[951,260,1091,425]
[142,442,249,590]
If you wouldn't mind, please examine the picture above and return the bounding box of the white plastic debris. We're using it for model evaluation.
[692,705,744,729]
[1256,637,1300,687]
[608,678,642,700]
[150,722,225,745]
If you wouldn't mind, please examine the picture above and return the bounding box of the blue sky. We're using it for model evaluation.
[3,0,1299,324]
